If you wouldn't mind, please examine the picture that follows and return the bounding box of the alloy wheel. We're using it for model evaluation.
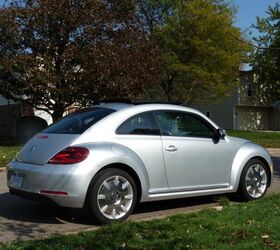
[97,175,134,220]
[245,164,267,198]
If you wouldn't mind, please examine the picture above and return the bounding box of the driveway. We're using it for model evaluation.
[0,149,280,243]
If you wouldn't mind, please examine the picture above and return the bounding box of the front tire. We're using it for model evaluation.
[238,159,269,201]
[88,168,137,224]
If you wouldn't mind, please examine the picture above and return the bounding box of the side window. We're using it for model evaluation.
[154,112,180,136]
[44,108,115,134]
[185,113,216,138]
[154,111,216,138]
[116,112,160,136]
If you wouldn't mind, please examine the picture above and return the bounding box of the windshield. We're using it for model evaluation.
[43,107,115,134]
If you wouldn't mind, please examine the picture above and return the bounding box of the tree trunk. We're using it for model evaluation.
[161,72,177,102]
[51,107,65,123]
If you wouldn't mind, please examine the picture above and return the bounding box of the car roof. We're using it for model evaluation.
[94,100,185,111]
[96,102,134,110]
[92,100,219,129]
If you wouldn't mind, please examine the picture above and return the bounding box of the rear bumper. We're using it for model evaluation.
[7,160,93,208]
[9,187,58,205]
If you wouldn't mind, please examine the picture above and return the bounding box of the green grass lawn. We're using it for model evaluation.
[1,194,280,250]
[0,146,21,168]
[227,130,280,148]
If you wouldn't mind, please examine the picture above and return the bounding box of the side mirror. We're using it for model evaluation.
[216,128,227,139]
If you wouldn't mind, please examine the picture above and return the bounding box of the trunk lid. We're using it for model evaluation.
[16,133,79,165]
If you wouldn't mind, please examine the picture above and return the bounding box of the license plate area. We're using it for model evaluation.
[9,172,23,188]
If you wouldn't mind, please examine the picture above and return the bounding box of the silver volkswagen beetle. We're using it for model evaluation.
[7,101,273,223]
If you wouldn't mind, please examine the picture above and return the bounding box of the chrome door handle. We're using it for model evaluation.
[165,145,178,152]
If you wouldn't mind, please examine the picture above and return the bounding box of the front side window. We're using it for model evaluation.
[154,111,216,138]
[116,112,160,135]
[44,108,115,134]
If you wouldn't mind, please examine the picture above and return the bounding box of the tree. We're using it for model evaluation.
[149,0,250,104]
[136,0,174,34]
[0,0,161,121]
[253,3,280,105]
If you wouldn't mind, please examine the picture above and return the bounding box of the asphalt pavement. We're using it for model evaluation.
[0,149,279,243]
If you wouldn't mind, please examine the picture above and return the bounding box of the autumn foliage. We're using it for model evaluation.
[0,0,161,120]
[0,0,250,120]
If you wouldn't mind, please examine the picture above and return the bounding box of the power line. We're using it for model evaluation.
[229,32,280,51]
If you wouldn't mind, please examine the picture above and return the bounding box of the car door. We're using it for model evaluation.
[154,111,230,191]
[116,112,168,192]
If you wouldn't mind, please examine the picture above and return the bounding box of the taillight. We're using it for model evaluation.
[48,147,89,164]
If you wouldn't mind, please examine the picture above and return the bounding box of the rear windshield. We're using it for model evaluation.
[44,107,115,134]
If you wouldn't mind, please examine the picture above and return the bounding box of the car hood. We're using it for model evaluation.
[16,133,80,165]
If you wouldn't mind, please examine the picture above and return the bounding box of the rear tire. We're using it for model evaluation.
[87,168,137,224]
[238,159,269,201]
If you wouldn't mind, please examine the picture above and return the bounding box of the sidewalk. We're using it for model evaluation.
[267,148,280,156]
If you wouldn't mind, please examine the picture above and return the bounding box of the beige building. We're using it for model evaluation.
[195,70,280,130]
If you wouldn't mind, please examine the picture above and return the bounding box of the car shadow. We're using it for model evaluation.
[0,191,219,226]
[134,195,217,214]
[0,192,91,224]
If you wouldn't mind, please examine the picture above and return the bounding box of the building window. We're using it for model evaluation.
[247,83,253,97]
[205,111,211,118]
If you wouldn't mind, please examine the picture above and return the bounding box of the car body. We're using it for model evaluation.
[7,101,273,223]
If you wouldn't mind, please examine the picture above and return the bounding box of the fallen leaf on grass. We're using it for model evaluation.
[262,238,277,248]
[214,206,223,211]
[261,234,269,239]
[231,231,247,239]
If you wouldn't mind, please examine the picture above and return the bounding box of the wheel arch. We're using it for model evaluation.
[84,163,143,208]
[230,142,273,191]
[97,163,142,202]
